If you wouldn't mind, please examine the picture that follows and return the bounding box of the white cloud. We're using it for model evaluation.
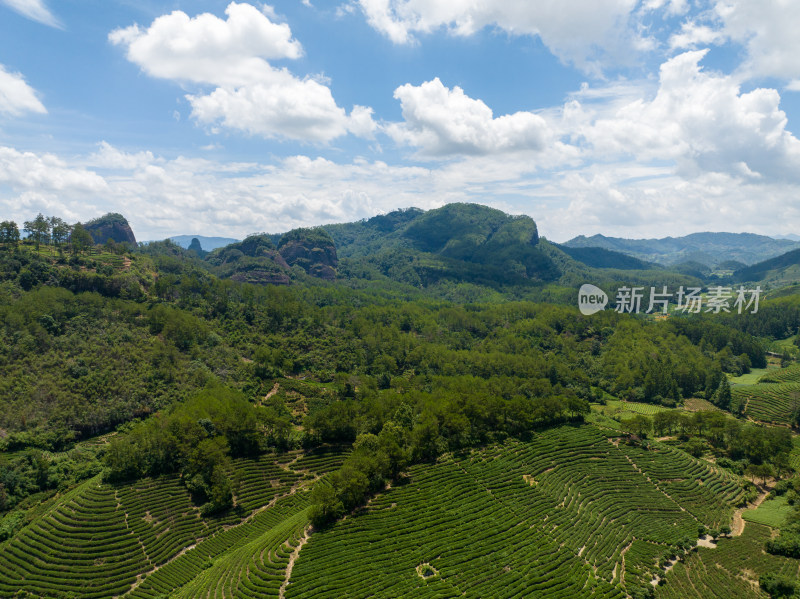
[357,0,642,71]
[109,3,302,87]
[642,0,689,16]
[0,0,61,28]
[2,135,800,245]
[668,22,726,50]
[713,0,800,81]
[672,1,800,81]
[186,72,369,142]
[0,64,46,116]
[575,50,800,182]
[110,2,373,143]
[542,167,800,241]
[0,146,106,191]
[387,78,557,157]
[87,142,160,171]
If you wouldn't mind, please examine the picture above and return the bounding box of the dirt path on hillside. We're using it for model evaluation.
[259,383,280,406]
[279,526,311,599]
[732,486,771,536]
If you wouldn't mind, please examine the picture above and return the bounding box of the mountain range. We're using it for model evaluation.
[564,232,800,267]
[131,204,800,294]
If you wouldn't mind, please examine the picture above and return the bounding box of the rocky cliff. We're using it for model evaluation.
[84,213,137,246]
[278,228,338,280]
[205,234,291,285]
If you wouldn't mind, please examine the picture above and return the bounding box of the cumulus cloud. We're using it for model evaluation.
[0,0,61,28]
[387,78,557,157]
[668,22,726,50]
[357,0,643,71]
[186,72,372,142]
[3,135,800,245]
[714,0,800,81]
[87,142,160,171]
[669,1,800,81]
[575,50,800,181]
[0,64,46,116]
[108,3,302,86]
[0,146,106,191]
[110,2,374,142]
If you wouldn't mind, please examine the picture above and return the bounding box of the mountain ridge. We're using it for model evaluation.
[564,231,800,267]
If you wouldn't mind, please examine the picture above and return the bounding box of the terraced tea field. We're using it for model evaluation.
[0,449,340,599]
[759,363,800,384]
[742,496,793,529]
[732,382,800,423]
[655,523,800,599]
[0,425,776,598]
[286,425,745,599]
[728,363,800,424]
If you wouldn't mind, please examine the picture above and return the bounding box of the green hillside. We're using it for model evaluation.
[734,248,800,286]
[288,425,744,599]
[556,243,658,270]
[0,425,769,599]
[2,206,800,599]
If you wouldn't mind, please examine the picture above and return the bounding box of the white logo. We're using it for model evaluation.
[578,284,608,315]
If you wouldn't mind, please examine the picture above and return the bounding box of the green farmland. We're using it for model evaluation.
[743,496,794,529]
[0,424,768,599]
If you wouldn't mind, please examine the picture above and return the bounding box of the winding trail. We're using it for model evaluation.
[732,486,771,537]
[279,526,311,599]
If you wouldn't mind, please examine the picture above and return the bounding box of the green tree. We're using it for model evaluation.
[626,414,652,439]
[49,216,71,248]
[712,377,732,411]
[0,220,20,248]
[309,483,344,528]
[70,223,93,254]
[23,213,50,252]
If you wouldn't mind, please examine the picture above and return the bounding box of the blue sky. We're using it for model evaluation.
[2,0,800,242]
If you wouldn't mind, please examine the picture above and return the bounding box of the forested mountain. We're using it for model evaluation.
[565,232,800,267]
[555,243,658,270]
[734,248,800,286]
[1,206,800,599]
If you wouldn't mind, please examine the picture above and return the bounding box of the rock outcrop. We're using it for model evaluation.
[278,228,338,280]
[84,213,137,246]
[205,234,292,285]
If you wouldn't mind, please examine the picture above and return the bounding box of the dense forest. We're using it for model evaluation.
[1,206,800,598]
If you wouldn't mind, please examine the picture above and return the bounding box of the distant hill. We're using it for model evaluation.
[168,235,239,251]
[733,247,800,285]
[564,232,800,267]
[323,203,563,288]
[554,244,656,270]
[319,203,705,298]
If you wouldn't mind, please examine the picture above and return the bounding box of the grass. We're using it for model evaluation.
[683,398,720,412]
[728,368,769,385]
[590,399,673,422]
[769,335,800,359]
[742,496,794,528]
